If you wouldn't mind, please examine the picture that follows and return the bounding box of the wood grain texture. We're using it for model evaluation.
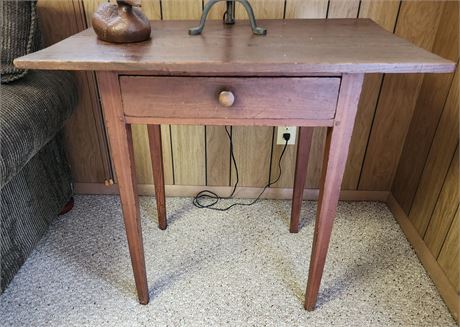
[232,0,284,189]
[285,0,328,18]
[161,0,202,20]
[290,127,313,233]
[392,1,459,213]
[37,0,112,183]
[105,0,171,186]
[342,1,401,189]
[131,125,174,185]
[204,0,226,20]
[272,0,328,189]
[15,20,455,74]
[132,124,153,184]
[96,71,149,304]
[358,0,401,32]
[120,76,340,121]
[359,0,445,190]
[203,0,229,188]
[387,194,459,321]
[138,0,161,20]
[305,73,365,310]
[409,66,459,235]
[170,125,206,185]
[161,0,205,186]
[81,0,107,27]
[206,126,230,186]
[424,146,459,258]
[327,0,359,19]
[147,125,167,230]
[438,208,460,293]
[231,125,273,187]
[235,0,285,19]
[122,0,163,185]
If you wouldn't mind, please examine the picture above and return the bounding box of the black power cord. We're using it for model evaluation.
[193,127,290,211]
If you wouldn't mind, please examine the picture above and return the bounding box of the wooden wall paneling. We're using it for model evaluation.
[161,0,203,20]
[37,0,112,183]
[204,0,226,20]
[409,65,459,235]
[437,208,460,293]
[271,0,328,189]
[138,0,162,19]
[83,0,162,22]
[342,0,401,189]
[358,0,400,30]
[128,1,173,185]
[327,0,359,19]
[284,0,328,19]
[132,125,153,184]
[161,0,206,185]
[81,0,107,26]
[170,124,206,185]
[229,0,284,187]
[206,126,231,186]
[202,1,231,186]
[235,0,285,19]
[424,146,459,257]
[392,1,459,213]
[83,0,170,185]
[358,1,445,191]
[132,125,174,185]
[387,194,460,321]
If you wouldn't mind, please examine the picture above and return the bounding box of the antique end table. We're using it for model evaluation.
[15,19,455,310]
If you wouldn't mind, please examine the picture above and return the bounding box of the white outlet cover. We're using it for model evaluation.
[276,126,297,145]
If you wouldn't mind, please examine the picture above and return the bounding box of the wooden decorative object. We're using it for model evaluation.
[92,0,151,43]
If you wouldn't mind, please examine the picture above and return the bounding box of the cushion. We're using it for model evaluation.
[1,0,41,83]
[0,70,78,188]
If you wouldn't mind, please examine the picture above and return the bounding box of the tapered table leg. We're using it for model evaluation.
[147,125,167,230]
[304,74,364,311]
[96,72,149,305]
[290,127,314,233]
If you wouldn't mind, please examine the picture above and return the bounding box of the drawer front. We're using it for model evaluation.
[120,76,340,124]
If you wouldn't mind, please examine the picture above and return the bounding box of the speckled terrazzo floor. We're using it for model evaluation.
[0,195,455,326]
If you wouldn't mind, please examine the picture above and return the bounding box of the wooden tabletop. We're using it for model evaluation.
[14,19,455,75]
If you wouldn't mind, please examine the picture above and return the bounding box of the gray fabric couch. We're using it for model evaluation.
[1,0,78,292]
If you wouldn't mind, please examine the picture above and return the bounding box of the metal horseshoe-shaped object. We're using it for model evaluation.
[189,0,267,36]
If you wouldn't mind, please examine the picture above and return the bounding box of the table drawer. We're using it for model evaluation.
[120,76,340,124]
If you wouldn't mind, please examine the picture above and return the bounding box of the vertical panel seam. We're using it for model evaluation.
[401,59,459,212]
[421,144,459,239]
[325,0,331,18]
[357,0,402,190]
[435,204,460,261]
[169,125,175,185]
[356,74,386,190]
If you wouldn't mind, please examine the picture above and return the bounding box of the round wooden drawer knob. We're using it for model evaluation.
[218,91,235,107]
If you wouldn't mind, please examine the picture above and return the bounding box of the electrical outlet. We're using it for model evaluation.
[276,126,297,145]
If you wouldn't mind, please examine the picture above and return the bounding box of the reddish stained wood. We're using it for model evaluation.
[290,127,314,233]
[125,116,334,127]
[147,125,167,230]
[120,76,340,121]
[14,20,455,74]
[96,71,149,304]
[305,73,364,311]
